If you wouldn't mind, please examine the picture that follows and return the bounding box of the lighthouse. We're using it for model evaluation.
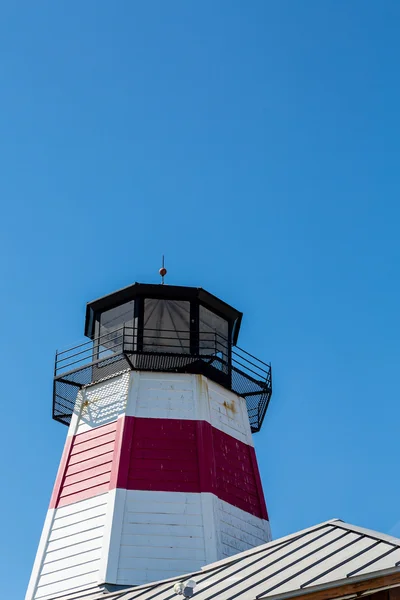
[26,279,273,600]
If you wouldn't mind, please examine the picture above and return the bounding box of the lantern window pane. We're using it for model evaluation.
[96,300,135,356]
[143,299,190,353]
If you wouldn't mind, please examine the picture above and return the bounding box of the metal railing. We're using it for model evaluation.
[53,327,272,432]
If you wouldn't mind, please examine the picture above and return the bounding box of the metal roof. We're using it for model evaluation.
[48,520,400,600]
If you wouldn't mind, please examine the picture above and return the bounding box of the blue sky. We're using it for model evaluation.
[1,1,400,597]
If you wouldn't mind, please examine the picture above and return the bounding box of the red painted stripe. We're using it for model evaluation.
[209,420,268,519]
[112,414,134,490]
[69,431,116,456]
[196,419,216,492]
[72,421,117,445]
[126,418,201,494]
[67,451,114,476]
[68,442,115,466]
[52,416,268,520]
[57,483,111,508]
[60,471,111,498]
[63,461,113,487]
[50,421,118,509]
[250,446,269,520]
[123,417,268,519]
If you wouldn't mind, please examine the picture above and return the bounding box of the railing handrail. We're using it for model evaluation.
[54,327,272,389]
[53,326,272,432]
[56,326,229,357]
[56,337,124,365]
[231,349,270,376]
[123,326,229,343]
[234,345,271,368]
[56,326,126,356]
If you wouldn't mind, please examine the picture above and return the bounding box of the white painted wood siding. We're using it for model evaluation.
[216,497,271,558]
[115,490,208,586]
[27,370,266,596]
[206,379,253,445]
[106,490,270,587]
[28,494,109,600]
[126,372,253,445]
[127,372,196,420]
[70,373,130,436]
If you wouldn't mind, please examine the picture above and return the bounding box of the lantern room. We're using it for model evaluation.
[53,282,272,433]
[85,283,241,371]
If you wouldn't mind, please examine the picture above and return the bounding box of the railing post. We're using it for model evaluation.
[52,349,58,421]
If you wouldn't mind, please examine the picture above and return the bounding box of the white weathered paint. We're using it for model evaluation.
[26,494,109,600]
[206,378,253,445]
[28,370,267,596]
[200,493,220,564]
[69,373,130,436]
[102,490,271,587]
[46,520,400,600]
[26,488,267,594]
[129,372,196,420]
[66,370,252,443]
[25,509,56,600]
[98,487,126,584]
[126,371,253,445]
[216,497,271,558]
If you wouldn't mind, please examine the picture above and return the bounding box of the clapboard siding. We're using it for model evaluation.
[33,495,108,599]
[28,369,270,597]
[121,532,205,548]
[48,383,266,514]
[121,417,266,519]
[51,507,106,531]
[119,546,205,561]
[207,379,253,445]
[110,490,269,586]
[40,549,102,575]
[131,373,196,419]
[217,498,271,558]
[67,451,114,475]
[213,428,266,518]
[53,422,118,508]
[47,528,104,553]
[117,568,195,586]
[68,443,115,466]
[126,418,200,493]
[121,523,204,540]
[75,373,129,435]
[51,493,106,519]
[126,371,253,445]
[126,372,253,445]
[42,538,103,563]
[35,574,99,599]
[116,490,207,586]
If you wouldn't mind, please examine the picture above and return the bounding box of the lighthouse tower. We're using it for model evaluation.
[26,280,273,600]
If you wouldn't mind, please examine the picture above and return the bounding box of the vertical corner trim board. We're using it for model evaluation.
[50,415,268,520]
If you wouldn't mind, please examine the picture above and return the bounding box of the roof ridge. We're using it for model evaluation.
[332,521,400,546]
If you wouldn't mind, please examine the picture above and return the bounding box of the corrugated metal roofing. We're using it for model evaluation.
[48,520,400,600]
